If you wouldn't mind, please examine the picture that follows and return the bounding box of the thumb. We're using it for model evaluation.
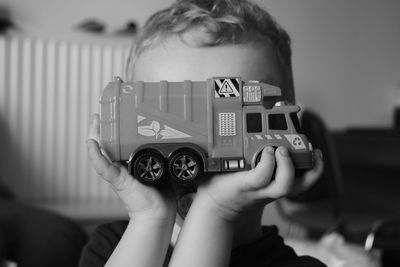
[244,146,276,190]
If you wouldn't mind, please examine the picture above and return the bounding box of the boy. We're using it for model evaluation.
[82,0,325,266]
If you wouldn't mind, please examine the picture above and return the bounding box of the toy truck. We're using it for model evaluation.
[100,77,313,185]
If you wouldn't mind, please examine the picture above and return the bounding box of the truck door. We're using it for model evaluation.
[242,106,266,168]
[209,78,243,160]
[265,111,294,149]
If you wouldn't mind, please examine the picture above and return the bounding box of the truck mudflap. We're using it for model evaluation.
[291,150,314,170]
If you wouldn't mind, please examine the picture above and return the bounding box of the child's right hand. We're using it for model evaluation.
[87,114,177,223]
[194,146,322,222]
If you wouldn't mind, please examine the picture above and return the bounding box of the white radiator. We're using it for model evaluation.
[0,33,131,208]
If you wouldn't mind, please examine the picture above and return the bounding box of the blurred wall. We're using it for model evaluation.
[263,0,400,129]
[2,0,400,129]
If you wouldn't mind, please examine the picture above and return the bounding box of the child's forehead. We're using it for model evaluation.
[132,36,282,86]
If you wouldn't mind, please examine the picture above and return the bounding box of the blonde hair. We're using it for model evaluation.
[126,0,295,101]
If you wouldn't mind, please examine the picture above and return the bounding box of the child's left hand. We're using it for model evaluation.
[195,146,322,222]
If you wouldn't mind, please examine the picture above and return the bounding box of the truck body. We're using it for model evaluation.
[100,77,313,184]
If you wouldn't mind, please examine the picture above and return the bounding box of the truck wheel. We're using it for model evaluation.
[169,151,202,184]
[132,152,165,185]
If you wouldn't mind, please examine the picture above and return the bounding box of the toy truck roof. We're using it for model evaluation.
[101,77,284,109]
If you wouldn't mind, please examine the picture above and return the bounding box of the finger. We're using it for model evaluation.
[244,146,276,190]
[293,149,324,194]
[255,146,295,199]
[88,114,100,141]
[87,138,121,184]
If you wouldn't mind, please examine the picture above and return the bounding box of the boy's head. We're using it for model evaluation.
[126,0,295,219]
[126,0,295,102]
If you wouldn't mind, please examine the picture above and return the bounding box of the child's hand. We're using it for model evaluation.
[289,149,324,197]
[195,146,314,222]
[87,114,176,223]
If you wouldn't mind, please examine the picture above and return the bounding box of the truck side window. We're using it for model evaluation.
[290,113,302,133]
[268,114,287,130]
[246,113,262,133]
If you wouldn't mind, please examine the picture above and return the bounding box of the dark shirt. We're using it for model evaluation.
[0,200,87,267]
[79,220,326,267]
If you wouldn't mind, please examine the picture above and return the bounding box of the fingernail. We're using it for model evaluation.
[279,146,289,156]
[266,146,275,154]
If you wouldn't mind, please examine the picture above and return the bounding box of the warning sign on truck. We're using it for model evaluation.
[214,78,240,98]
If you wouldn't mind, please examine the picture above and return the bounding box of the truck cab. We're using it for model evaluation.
[243,101,312,169]
[214,79,313,171]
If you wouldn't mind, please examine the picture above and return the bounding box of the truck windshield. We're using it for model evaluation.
[290,112,303,133]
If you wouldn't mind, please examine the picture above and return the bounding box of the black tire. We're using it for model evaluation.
[132,152,165,185]
[168,151,202,184]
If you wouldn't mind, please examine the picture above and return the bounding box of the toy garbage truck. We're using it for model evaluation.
[99,77,314,185]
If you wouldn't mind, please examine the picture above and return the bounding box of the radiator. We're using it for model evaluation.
[0,33,132,205]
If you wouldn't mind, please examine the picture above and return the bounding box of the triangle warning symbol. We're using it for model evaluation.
[219,80,234,93]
